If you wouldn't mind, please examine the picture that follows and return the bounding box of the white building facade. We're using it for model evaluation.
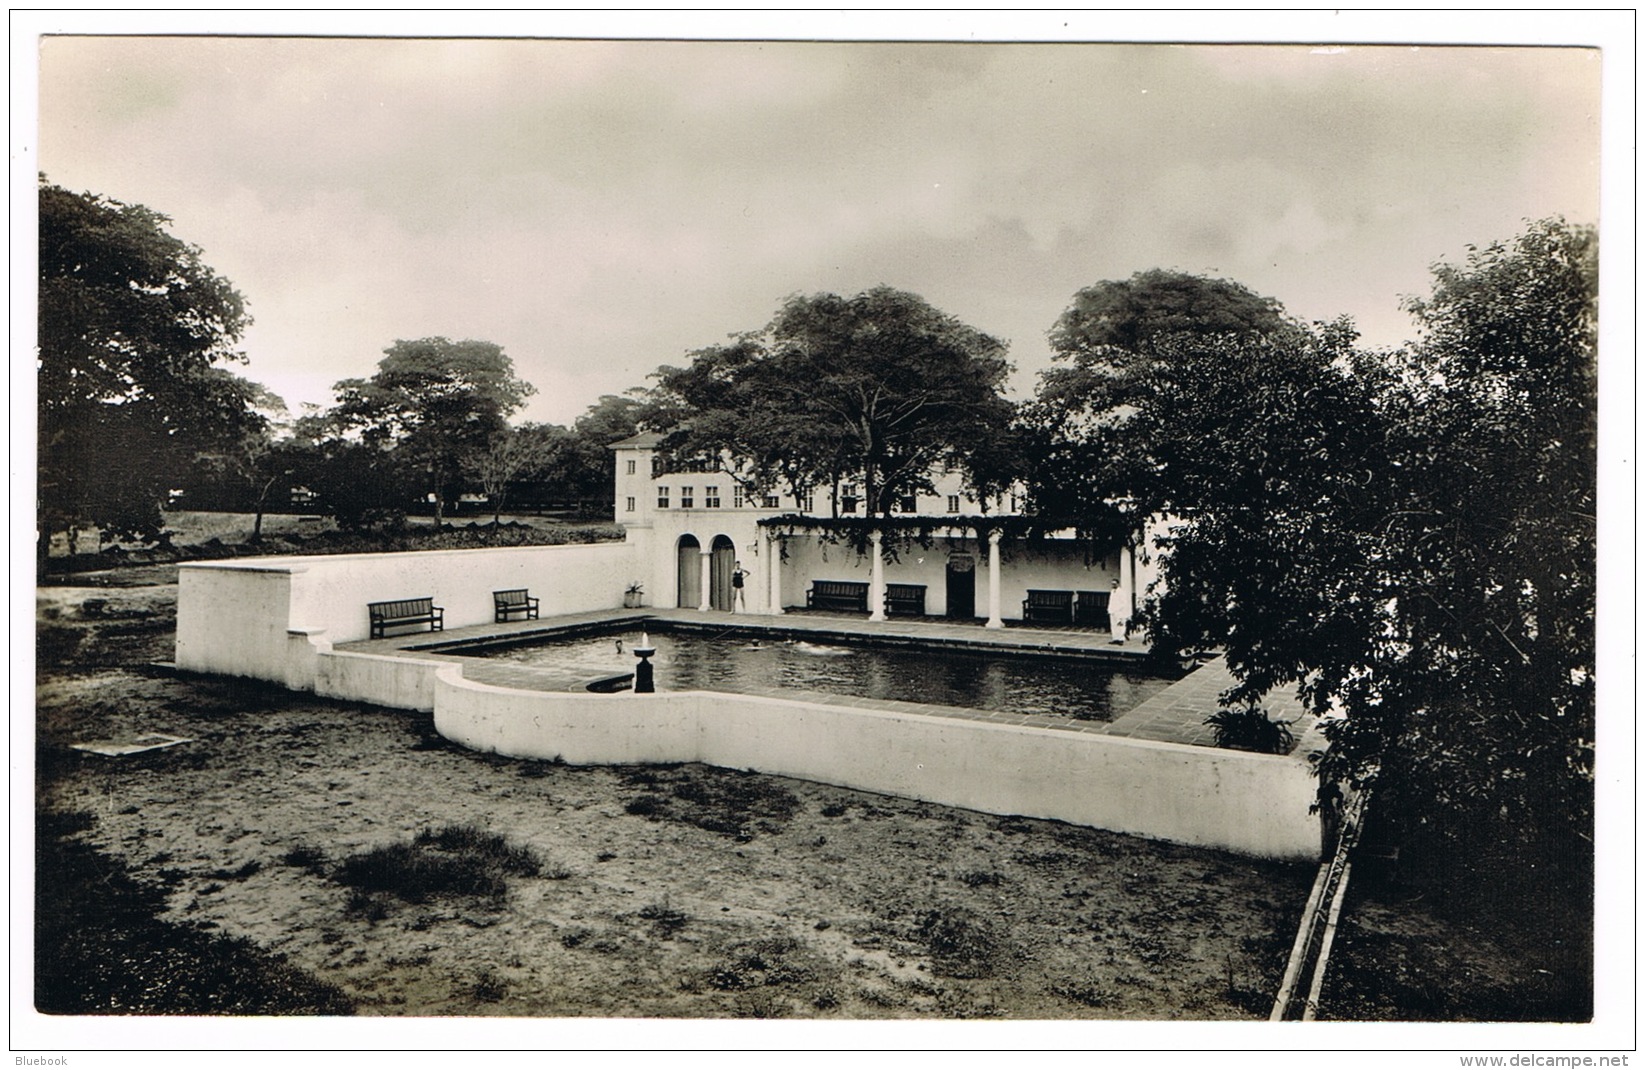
[611,433,1160,632]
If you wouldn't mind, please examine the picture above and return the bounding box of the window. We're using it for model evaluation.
[947,495,961,514]
[626,496,636,513]
[626,459,636,475]
[705,485,720,508]
[733,487,745,509]
[841,496,859,514]
[681,486,694,509]
[899,495,917,514]
[657,486,670,509]
[763,494,780,509]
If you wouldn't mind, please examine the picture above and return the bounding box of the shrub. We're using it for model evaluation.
[1206,705,1296,754]
[333,824,542,904]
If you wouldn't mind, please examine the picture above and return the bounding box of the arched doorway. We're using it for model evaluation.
[709,535,737,611]
[676,535,701,609]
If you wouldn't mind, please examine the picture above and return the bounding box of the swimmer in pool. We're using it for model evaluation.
[793,641,851,656]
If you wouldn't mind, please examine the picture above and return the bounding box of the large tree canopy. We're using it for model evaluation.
[1035,222,1596,905]
[1319,219,1597,865]
[646,286,1016,516]
[329,337,533,524]
[38,178,263,564]
[1023,271,1296,536]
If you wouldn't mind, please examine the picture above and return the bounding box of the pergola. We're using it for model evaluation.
[752,514,1143,629]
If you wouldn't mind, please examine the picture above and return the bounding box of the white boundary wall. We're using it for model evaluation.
[175,545,1320,859]
[175,542,639,685]
[433,668,1321,859]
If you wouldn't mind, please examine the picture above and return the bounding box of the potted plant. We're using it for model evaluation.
[622,581,645,609]
[1204,704,1296,755]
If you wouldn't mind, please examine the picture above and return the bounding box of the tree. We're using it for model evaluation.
[329,338,533,524]
[647,287,1016,517]
[1026,222,1592,908]
[1037,223,1596,916]
[1022,270,1296,536]
[1317,220,1597,873]
[555,394,645,514]
[38,178,260,571]
[188,379,295,540]
[1039,269,1292,415]
[467,423,561,525]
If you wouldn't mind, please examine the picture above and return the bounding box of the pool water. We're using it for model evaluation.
[475,629,1178,722]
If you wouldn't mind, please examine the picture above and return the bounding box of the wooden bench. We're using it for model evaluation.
[1021,589,1075,624]
[493,588,540,622]
[806,580,870,613]
[885,583,927,617]
[368,597,444,639]
[1074,590,1111,629]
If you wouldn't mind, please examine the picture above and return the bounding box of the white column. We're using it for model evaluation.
[1112,542,1135,639]
[698,548,713,612]
[985,529,1004,629]
[868,530,886,622]
[765,529,783,615]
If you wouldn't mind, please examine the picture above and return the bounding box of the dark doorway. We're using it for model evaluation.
[709,535,736,611]
[676,535,701,608]
[946,554,976,619]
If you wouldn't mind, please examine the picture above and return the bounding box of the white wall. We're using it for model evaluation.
[176,542,639,679]
[175,564,296,680]
[433,671,1320,859]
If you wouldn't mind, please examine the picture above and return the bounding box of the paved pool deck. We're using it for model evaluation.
[338,607,1315,754]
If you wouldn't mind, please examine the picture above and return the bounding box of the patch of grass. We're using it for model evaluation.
[333,824,542,904]
[282,844,327,873]
[731,990,792,1018]
[958,869,1005,888]
[623,794,664,817]
[619,764,802,841]
[915,904,1010,979]
[706,936,813,992]
[413,824,542,876]
[470,968,508,1003]
[210,859,263,881]
[1053,977,1118,1009]
[637,899,689,938]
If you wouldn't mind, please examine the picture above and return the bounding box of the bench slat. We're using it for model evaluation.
[1022,589,1075,623]
[807,580,870,612]
[493,588,540,622]
[368,597,444,638]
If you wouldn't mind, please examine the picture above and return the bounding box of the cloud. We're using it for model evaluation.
[38,38,1601,424]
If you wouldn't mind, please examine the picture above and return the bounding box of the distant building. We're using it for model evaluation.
[610,433,1160,632]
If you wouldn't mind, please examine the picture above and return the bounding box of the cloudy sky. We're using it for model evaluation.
[35,22,1602,427]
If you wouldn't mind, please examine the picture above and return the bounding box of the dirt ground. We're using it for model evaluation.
[38,546,1586,1025]
[34,571,1318,1020]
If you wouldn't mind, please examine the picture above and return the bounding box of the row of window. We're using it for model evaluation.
[626,487,970,514]
[648,486,788,511]
[624,461,998,515]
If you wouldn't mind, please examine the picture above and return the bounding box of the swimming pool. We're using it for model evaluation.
[466,626,1180,722]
